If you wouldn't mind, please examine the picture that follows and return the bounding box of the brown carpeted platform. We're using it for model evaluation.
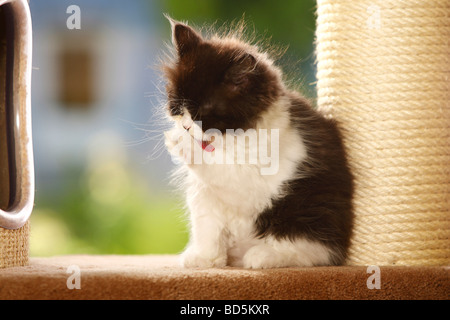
[0,255,448,300]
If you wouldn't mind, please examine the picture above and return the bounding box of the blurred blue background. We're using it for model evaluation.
[28,0,317,256]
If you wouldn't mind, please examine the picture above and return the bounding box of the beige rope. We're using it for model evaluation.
[316,0,450,266]
[0,221,30,268]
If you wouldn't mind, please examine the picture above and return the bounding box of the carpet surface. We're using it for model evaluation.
[0,255,448,300]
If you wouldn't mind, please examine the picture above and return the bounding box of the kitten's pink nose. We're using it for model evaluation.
[183,124,191,131]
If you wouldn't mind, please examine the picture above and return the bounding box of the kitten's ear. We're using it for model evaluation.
[226,53,257,88]
[166,15,202,57]
[237,53,257,73]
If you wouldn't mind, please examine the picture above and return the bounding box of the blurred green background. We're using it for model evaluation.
[29,0,317,256]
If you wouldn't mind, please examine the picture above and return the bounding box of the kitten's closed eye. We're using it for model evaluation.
[168,101,183,116]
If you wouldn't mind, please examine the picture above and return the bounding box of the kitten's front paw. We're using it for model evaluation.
[242,245,279,269]
[164,129,195,164]
[164,129,183,156]
[180,247,227,268]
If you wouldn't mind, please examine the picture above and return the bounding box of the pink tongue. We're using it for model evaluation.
[199,140,215,152]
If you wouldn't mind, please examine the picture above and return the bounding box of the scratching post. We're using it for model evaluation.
[0,0,34,268]
[316,0,450,266]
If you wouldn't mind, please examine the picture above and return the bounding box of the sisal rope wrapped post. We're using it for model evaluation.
[316,0,450,266]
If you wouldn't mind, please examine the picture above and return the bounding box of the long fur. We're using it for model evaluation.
[162,17,353,268]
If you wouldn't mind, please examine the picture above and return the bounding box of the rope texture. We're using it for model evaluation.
[0,221,29,268]
[316,0,450,266]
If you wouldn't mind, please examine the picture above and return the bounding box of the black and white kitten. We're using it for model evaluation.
[163,18,353,268]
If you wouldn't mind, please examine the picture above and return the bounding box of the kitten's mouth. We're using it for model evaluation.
[184,124,215,152]
[197,139,215,152]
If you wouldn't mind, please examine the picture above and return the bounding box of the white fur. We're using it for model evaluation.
[165,97,333,268]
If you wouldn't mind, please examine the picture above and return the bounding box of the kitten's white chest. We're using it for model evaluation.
[184,125,306,264]
[186,164,268,265]
[186,163,272,228]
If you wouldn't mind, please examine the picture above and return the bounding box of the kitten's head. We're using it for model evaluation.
[163,18,284,133]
